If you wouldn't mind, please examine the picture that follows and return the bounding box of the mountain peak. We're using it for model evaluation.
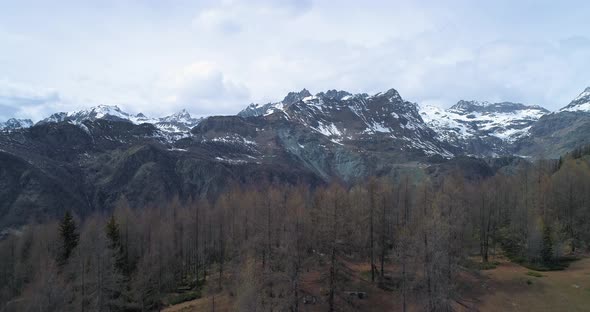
[372,88,402,101]
[97,104,120,109]
[0,118,34,131]
[574,87,590,101]
[318,90,352,100]
[451,100,490,111]
[161,109,195,123]
[35,105,204,139]
[450,100,548,114]
[421,99,549,151]
[175,109,191,117]
[283,89,312,105]
[383,88,401,98]
[61,104,131,122]
[91,104,123,113]
[560,87,590,112]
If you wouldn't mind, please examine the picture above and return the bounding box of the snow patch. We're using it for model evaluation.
[215,157,247,164]
[561,102,590,113]
[419,102,547,143]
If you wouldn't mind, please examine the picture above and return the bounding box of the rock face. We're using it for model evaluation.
[512,87,590,158]
[239,88,454,155]
[238,89,313,117]
[233,88,461,180]
[2,86,590,229]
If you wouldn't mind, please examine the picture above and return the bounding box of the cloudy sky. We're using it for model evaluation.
[1,0,590,121]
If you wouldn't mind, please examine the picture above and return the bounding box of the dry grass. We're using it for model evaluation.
[162,294,232,312]
[473,258,590,311]
[163,257,590,311]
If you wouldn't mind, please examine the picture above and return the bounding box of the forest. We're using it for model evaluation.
[1,147,590,311]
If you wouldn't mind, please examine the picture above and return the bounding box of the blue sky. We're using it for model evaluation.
[1,0,589,121]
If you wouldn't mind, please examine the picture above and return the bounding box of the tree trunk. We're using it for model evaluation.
[370,181,376,283]
[329,245,336,312]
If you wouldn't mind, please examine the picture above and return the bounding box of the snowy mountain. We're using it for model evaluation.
[5,86,590,161]
[237,88,454,159]
[39,105,142,125]
[420,100,549,155]
[238,89,313,117]
[517,87,590,157]
[191,88,455,182]
[156,109,203,133]
[38,105,203,139]
[560,87,590,112]
[239,102,285,118]
[241,90,553,157]
[4,86,590,229]
[0,118,34,131]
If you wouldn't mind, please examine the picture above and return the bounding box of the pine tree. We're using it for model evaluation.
[58,211,79,266]
[106,216,127,275]
[541,223,553,265]
[104,215,130,310]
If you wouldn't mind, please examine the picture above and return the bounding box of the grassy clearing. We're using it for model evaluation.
[163,257,590,312]
[477,258,590,311]
[163,294,232,312]
[525,271,544,278]
[166,291,202,306]
[462,258,500,270]
[509,255,581,272]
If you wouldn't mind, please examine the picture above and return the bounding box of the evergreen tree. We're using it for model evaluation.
[106,216,128,275]
[541,223,553,265]
[58,211,79,266]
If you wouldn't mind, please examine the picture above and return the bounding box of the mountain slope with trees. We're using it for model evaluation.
[2,145,590,311]
[1,87,590,230]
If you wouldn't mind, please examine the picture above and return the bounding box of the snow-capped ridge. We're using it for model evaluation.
[379,88,403,102]
[420,99,549,148]
[239,88,407,118]
[560,86,590,113]
[160,109,193,123]
[0,118,34,131]
[283,89,312,105]
[238,87,453,158]
[36,105,204,141]
[317,90,352,100]
[450,100,492,112]
[155,109,203,135]
[73,105,129,120]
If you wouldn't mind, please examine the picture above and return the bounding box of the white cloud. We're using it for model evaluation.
[153,61,249,116]
[191,0,312,37]
[192,8,242,34]
[0,0,589,121]
[0,80,62,120]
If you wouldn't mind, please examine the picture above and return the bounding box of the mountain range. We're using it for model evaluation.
[1,86,589,229]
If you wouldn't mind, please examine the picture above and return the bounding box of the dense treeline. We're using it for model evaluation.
[1,151,590,311]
